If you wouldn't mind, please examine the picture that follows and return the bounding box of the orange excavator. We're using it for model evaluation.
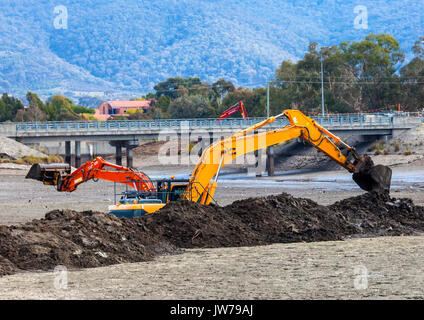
[26,109,392,217]
[26,157,155,193]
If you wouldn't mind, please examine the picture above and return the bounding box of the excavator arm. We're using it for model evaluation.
[26,157,155,193]
[183,110,392,204]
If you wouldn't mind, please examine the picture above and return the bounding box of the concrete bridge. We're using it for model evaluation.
[0,114,421,172]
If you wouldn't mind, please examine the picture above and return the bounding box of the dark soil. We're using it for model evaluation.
[1,192,424,277]
[0,210,176,277]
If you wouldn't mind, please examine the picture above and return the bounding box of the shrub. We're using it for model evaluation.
[404,149,413,156]
[12,155,64,165]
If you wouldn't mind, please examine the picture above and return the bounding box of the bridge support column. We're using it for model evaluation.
[126,147,133,168]
[254,150,267,177]
[266,146,275,177]
[208,132,214,146]
[115,146,122,166]
[65,141,71,166]
[197,136,204,156]
[109,140,139,168]
[197,132,214,156]
[253,130,265,177]
[75,141,81,168]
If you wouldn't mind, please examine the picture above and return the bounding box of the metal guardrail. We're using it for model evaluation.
[0,113,421,137]
[7,114,410,134]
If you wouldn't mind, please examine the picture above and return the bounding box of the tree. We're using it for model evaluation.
[221,87,266,117]
[212,79,235,100]
[342,33,405,109]
[274,34,405,113]
[15,101,47,122]
[400,37,424,110]
[72,105,95,115]
[412,36,424,59]
[156,96,172,115]
[13,92,47,122]
[169,95,213,118]
[44,95,82,121]
[0,93,24,121]
[154,77,202,99]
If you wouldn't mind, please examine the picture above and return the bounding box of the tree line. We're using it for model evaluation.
[0,92,95,122]
[1,33,423,122]
[136,34,424,119]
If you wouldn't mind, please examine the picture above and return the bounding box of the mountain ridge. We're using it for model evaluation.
[0,0,422,100]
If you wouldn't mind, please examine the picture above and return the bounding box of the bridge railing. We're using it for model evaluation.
[3,113,419,135]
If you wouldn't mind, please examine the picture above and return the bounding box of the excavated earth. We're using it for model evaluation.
[1,192,424,277]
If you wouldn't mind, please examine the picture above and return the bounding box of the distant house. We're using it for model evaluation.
[94,99,155,120]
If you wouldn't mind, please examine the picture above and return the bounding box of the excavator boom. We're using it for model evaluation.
[183,110,392,203]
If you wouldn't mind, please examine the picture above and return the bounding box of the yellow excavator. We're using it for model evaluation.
[26,110,392,217]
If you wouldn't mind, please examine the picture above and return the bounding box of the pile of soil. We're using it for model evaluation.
[329,192,424,236]
[1,192,424,276]
[0,210,176,277]
[140,195,355,248]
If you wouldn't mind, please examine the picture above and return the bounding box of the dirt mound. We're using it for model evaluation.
[140,195,355,248]
[0,210,176,276]
[1,192,424,276]
[140,192,424,249]
[329,192,424,237]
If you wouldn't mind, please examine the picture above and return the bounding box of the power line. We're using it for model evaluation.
[278,80,424,84]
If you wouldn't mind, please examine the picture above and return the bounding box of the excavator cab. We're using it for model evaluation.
[108,180,190,218]
[156,180,189,203]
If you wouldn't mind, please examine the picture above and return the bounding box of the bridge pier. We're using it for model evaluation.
[196,132,214,157]
[65,141,71,166]
[75,141,81,168]
[126,147,134,168]
[254,150,268,177]
[115,145,122,166]
[109,140,139,168]
[208,132,214,146]
[266,146,275,177]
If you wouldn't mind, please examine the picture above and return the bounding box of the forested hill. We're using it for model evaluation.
[0,0,423,97]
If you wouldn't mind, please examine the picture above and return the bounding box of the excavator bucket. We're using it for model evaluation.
[26,163,71,186]
[352,156,392,193]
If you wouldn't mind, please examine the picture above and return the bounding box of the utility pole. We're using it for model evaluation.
[321,54,325,116]
[266,79,270,118]
[266,79,274,177]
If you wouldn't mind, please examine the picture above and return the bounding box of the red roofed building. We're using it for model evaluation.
[94,99,155,120]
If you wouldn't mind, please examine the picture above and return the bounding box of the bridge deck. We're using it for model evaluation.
[0,114,421,142]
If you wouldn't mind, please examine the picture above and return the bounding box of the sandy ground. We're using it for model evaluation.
[0,236,423,300]
[1,161,424,299]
